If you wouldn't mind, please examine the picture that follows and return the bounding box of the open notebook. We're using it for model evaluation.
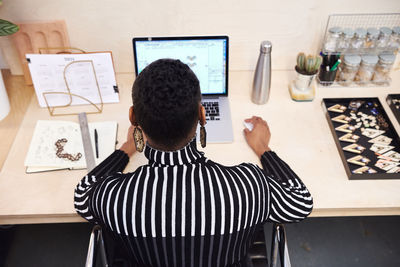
[24,120,117,173]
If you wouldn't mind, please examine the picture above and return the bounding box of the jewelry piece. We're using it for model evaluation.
[343,143,365,154]
[133,126,145,152]
[361,129,385,139]
[376,114,389,130]
[368,135,392,145]
[364,102,373,108]
[197,123,206,149]
[335,124,355,133]
[339,133,359,143]
[387,166,400,173]
[375,159,399,171]
[378,151,400,162]
[332,115,352,124]
[200,124,207,148]
[55,138,82,161]
[328,104,346,113]
[370,143,394,154]
[353,166,377,174]
[347,155,370,166]
[348,100,364,112]
[392,99,400,110]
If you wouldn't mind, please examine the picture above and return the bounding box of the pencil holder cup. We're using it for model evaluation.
[318,66,337,86]
[294,72,316,90]
[289,69,316,102]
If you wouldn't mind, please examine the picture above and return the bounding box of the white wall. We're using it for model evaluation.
[1,0,399,74]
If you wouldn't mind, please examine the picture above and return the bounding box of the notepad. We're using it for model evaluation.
[24,120,117,173]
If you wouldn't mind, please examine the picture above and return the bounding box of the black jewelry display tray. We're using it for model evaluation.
[387,94,400,125]
[322,97,400,180]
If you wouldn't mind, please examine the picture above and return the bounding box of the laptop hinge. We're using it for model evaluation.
[202,95,220,99]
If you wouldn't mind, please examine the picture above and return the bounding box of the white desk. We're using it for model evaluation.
[1,70,400,224]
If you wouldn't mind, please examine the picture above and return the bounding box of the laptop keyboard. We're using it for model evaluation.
[202,101,220,121]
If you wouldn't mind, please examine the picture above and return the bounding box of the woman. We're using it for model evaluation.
[74,59,313,267]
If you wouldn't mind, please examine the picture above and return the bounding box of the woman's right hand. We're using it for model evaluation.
[243,116,271,157]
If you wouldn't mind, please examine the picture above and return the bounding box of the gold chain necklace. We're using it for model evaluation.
[55,138,82,161]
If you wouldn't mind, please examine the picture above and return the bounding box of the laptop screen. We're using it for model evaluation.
[133,36,228,96]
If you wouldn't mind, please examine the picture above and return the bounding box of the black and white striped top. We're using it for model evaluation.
[75,138,313,266]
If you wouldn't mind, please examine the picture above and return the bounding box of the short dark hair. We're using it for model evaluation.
[132,59,201,149]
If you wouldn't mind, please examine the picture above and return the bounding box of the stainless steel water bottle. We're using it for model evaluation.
[252,41,272,104]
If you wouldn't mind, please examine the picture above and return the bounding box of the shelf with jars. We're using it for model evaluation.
[318,13,400,87]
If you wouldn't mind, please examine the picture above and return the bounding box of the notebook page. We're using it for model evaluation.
[88,121,118,165]
[24,120,86,169]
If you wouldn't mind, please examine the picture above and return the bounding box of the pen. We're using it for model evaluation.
[94,129,99,159]
[330,59,341,72]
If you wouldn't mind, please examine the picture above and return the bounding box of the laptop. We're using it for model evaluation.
[132,36,234,143]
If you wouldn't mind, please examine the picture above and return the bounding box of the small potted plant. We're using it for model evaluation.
[295,52,322,89]
[0,17,19,120]
[289,52,322,101]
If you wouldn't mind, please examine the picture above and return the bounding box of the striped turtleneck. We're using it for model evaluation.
[74,138,313,266]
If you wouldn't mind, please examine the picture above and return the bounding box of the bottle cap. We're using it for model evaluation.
[329,27,342,34]
[367,27,379,38]
[393,26,400,35]
[344,54,361,66]
[355,28,367,38]
[361,54,378,65]
[379,53,395,64]
[342,28,355,38]
[260,41,272,53]
[379,27,392,36]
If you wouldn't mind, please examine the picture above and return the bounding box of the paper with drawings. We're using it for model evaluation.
[24,120,86,169]
[25,120,117,171]
[27,52,119,107]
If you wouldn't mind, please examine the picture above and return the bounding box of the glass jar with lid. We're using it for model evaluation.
[338,55,361,86]
[324,27,342,52]
[388,26,400,50]
[372,53,395,85]
[355,54,378,84]
[337,28,354,51]
[377,27,392,48]
[366,27,379,49]
[351,28,367,50]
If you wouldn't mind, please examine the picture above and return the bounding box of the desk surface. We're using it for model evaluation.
[1,70,400,224]
[0,70,34,170]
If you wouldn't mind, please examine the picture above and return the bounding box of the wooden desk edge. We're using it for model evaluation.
[1,207,400,225]
[310,207,400,217]
[0,214,85,225]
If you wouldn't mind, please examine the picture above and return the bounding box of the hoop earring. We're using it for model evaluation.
[200,124,207,148]
[133,126,145,152]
